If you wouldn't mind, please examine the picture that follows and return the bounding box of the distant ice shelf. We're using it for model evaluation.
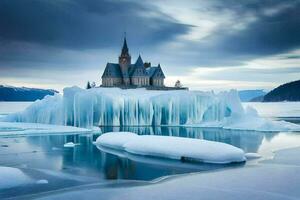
[2,86,300,132]
[95,132,246,164]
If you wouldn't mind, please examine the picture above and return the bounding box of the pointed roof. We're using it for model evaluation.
[135,54,144,67]
[121,37,129,55]
[146,67,157,77]
[146,64,165,78]
[101,63,122,78]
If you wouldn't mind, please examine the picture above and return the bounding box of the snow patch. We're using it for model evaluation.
[96,132,246,164]
[0,122,91,136]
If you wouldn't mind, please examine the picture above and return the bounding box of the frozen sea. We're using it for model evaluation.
[0,102,300,199]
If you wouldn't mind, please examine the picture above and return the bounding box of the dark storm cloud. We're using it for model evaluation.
[0,0,189,49]
[214,1,300,56]
[0,0,300,90]
[200,0,300,56]
[1,0,299,66]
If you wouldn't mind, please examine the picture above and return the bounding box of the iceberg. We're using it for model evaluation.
[3,86,300,131]
[3,87,242,127]
[95,132,246,164]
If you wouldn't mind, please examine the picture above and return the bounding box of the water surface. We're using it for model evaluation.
[0,102,300,198]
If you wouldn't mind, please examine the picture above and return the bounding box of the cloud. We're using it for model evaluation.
[0,0,299,91]
[0,0,189,50]
[151,0,300,67]
[284,55,300,59]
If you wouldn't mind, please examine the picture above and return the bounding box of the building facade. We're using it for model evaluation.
[101,37,165,87]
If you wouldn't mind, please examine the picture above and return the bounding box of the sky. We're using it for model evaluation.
[0,0,299,92]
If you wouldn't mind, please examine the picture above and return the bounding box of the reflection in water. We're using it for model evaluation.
[18,126,280,181]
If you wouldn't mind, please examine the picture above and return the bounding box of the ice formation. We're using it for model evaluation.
[95,132,246,164]
[3,86,300,131]
[0,122,90,136]
[4,87,242,127]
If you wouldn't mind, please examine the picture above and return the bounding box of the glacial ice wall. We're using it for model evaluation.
[4,87,245,128]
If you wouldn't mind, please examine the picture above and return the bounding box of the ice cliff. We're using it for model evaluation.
[4,87,243,127]
[4,86,300,131]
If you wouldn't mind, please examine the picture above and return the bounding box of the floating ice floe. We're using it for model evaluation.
[3,86,300,132]
[0,166,32,189]
[245,153,262,159]
[64,142,77,147]
[0,122,91,136]
[95,132,246,164]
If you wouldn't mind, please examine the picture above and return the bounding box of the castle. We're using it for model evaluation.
[101,37,165,87]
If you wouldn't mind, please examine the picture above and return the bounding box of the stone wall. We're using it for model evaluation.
[131,77,150,86]
[102,78,123,86]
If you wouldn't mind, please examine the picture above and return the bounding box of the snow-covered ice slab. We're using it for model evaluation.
[222,106,300,132]
[96,132,246,164]
[0,166,31,189]
[0,122,91,136]
[186,106,300,132]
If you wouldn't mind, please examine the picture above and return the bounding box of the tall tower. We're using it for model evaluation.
[119,36,131,85]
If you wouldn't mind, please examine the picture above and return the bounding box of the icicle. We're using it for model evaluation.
[4,87,244,128]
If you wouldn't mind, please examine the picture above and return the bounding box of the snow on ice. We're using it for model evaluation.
[95,132,246,164]
[2,86,300,131]
[0,122,90,136]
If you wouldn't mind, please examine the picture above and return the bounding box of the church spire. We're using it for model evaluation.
[121,34,129,55]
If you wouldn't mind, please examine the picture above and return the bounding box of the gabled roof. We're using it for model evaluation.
[146,67,158,77]
[156,64,166,78]
[135,55,144,67]
[129,55,146,77]
[147,64,165,78]
[101,63,122,78]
